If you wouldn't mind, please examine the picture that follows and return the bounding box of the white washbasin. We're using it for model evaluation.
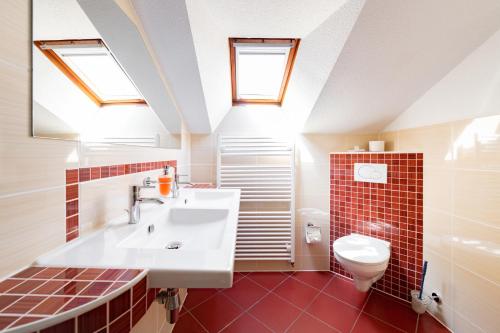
[35,188,241,288]
[118,207,229,250]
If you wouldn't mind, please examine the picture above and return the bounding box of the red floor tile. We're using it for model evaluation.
[417,313,450,333]
[172,312,207,333]
[232,272,247,284]
[246,272,289,290]
[322,276,370,309]
[183,289,219,310]
[363,291,417,333]
[287,312,339,333]
[306,293,360,333]
[222,277,268,309]
[292,271,333,290]
[352,313,405,333]
[273,278,319,308]
[221,313,272,333]
[249,293,301,333]
[190,294,242,332]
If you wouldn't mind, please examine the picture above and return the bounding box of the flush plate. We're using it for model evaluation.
[354,163,387,184]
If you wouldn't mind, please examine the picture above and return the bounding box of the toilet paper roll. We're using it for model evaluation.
[305,224,321,243]
[369,141,385,152]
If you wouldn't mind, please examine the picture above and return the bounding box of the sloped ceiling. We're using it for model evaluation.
[304,0,500,133]
[126,0,500,134]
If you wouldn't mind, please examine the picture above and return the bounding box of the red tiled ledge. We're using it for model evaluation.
[0,266,156,333]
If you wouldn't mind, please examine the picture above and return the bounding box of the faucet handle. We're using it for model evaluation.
[142,177,157,188]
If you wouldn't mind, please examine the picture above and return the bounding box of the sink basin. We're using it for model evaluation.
[35,188,241,288]
[118,208,229,250]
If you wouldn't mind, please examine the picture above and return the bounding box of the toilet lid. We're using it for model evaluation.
[333,234,390,265]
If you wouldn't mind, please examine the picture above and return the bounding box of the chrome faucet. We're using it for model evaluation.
[128,180,163,224]
[171,174,191,198]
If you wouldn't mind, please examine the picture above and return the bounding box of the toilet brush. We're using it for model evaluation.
[418,261,428,300]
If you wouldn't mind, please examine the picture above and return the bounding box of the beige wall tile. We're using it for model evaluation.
[453,169,500,227]
[0,188,66,278]
[345,134,379,151]
[398,123,453,167]
[79,170,166,235]
[0,1,30,69]
[423,209,453,258]
[452,311,483,333]
[423,166,453,212]
[452,216,500,284]
[379,131,399,151]
[452,116,500,171]
[452,265,500,333]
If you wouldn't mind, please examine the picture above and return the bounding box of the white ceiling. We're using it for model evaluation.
[304,0,500,133]
[38,0,500,135]
[131,0,212,133]
[200,0,350,38]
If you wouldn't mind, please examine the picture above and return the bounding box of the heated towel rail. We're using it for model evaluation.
[217,136,295,263]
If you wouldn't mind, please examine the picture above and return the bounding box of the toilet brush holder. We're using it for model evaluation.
[411,290,431,314]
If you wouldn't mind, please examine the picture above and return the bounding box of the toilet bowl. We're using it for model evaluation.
[333,233,390,292]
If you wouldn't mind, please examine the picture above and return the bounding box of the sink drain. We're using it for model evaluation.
[165,241,182,250]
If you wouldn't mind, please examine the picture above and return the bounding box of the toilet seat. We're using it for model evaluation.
[333,233,390,265]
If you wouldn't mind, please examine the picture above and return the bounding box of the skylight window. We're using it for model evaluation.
[34,39,146,107]
[229,38,300,106]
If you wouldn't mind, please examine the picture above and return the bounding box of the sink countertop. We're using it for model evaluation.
[35,188,241,288]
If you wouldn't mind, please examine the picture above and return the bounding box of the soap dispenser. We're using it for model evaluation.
[158,166,173,196]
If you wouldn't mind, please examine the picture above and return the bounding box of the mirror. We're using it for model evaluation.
[32,0,182,148]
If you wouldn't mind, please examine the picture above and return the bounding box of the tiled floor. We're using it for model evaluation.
[174,272,449,333]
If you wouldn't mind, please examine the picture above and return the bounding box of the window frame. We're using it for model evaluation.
[229,38,300,106]
[34,39,146,107]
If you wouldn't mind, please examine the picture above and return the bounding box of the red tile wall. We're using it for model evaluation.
[330,153,423,301]
[65,160,177,242]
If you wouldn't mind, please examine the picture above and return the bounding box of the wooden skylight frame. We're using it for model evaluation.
[34,39,147,107]
[229,38,300,106]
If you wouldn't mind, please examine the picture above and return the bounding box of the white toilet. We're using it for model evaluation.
[333,233,391,292]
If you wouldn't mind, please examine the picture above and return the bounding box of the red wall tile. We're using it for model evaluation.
[330,153,423,301]
[65,169,78,185]
[78,303,107,333]
[65,184,78,201]
[79,168,90,182]
[109,290,130,322]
